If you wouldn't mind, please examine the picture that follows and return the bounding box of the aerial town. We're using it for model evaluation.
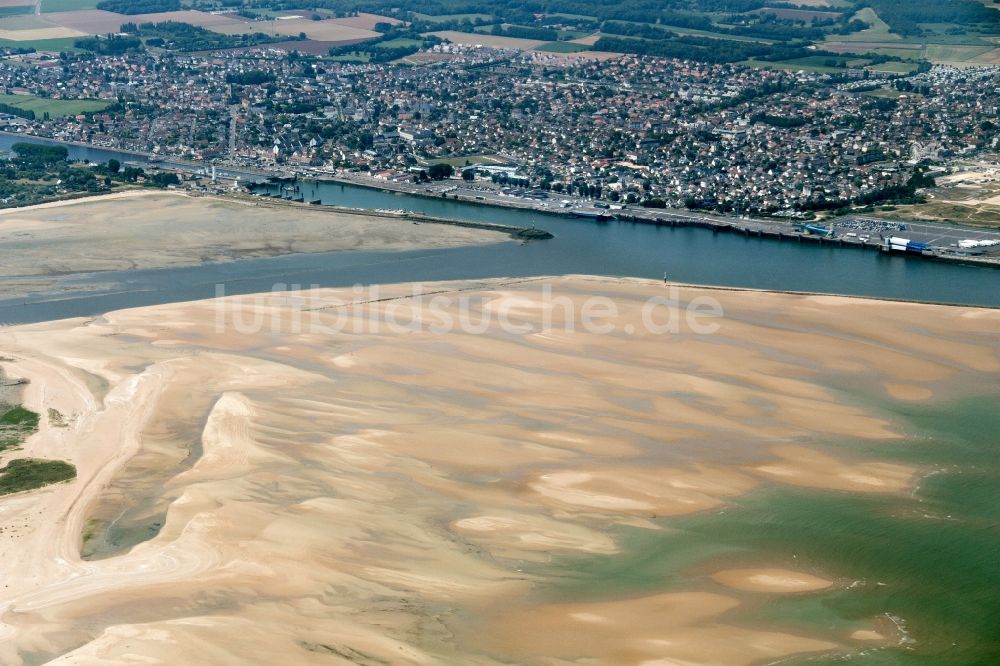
[2,44,999,217]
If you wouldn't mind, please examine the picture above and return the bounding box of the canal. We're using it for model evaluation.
[0,134,997,325]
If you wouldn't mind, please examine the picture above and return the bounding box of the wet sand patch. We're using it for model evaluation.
[711,568,834,593]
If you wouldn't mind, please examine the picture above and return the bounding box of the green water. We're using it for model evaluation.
[534,393,1000,664]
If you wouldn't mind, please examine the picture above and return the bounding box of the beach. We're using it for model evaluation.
[0,191,508,300]
[0,276,997,664]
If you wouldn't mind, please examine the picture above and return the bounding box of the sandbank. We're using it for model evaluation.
[0,276,996,664]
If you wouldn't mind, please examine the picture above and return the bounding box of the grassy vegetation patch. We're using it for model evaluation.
[0,405,39,428]
[534,40,589,53]
[840,7,902,42]
[0,458,76,495]
[744,57,845,74]
[326,51,370,62]
[40,0,100,12]
[546,12,597,21]
[0,93,110,117]
[0,405,39,452]
[0,6,34,18]
[0,36,81,52]
[373,37,423,49]
[47,408,67,428]
[924,44,995,62]
[868,60,919,73]
[412,12,492,23]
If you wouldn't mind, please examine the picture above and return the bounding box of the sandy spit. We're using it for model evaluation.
[0,191,506,300]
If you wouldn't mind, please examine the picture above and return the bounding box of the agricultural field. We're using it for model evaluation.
[752,7,843,22]
[1,0,994,69]
[0,93,110,116]
[819,5,1000,65]
[126,10,249,29]
[837,7,902,42]
[45,9,128,34]
[569,33,601,46]
[39,0,99,12]
[923,43,998,64]
[328,12,401,30]
[534,40,589,53]
[429,30,546,50]
[0,35,79,50]
[744,57,849,74]
[789,0,852,6]
[0,23,87,42]
[645,22,778,44]
[0,5,32,18]
[546,13,598,21]
[325,51,370,62]
[868,60,920,73]
[395,51,453,65]
[373,37,422,49]
[210,17,379,43]
[412,12,490,24]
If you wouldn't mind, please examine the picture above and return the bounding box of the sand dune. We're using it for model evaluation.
[0,276,996,664]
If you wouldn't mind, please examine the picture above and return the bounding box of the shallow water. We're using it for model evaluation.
[0,181,999,325]
[528,392,1000,663]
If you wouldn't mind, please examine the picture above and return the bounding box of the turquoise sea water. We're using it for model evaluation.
[531,393,1000,664]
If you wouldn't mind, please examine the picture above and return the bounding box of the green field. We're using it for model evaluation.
[0,36,82,52]
[616,19,777,44]
[868,60,920,73]
[326,52,371,62]
[0,93,110,117]
[0,15,53,29]
[40,0,101,11]
[534,40,589,53]
[545,12,598,21]
[839,7,902,42]
[744,57,849,74]
[412,12,492,24]
[374,37,423,49]
[923,43,996,62]
[0,6,34,17]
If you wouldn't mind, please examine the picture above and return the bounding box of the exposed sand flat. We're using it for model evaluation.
[851,629,886,641]
[0,276,996,664]
[754,444,915,494]
[474,591,839,664]
[711,568,834,593]
[884,382,934,401]
[0,191,505,299]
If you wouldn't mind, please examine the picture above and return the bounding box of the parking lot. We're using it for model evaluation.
[836,217,1000,250]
